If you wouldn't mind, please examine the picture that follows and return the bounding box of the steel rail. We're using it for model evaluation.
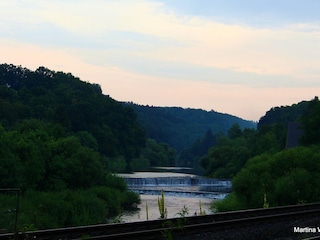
[72,208,320,240]
[1,202,319,239]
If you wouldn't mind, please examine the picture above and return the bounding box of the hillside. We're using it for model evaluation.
[257,100,311,131]
[0,64,146,170]
[0,64,146,229]
[210,97,320,211]
[123,103,256,152]
[200,96,320,179]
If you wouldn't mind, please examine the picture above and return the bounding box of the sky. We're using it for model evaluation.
[1,0,320,121]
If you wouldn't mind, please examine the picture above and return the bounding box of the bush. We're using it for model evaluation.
[215,146,320,211]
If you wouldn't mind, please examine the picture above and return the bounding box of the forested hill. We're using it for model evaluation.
[258,99,312,130]
[0,64,148,229]
[0,64,146,167]
[205,97,320,211]
[123,103,256,152]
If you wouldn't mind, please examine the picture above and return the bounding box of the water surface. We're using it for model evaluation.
[121,194,213,222]
[118,171,219,222]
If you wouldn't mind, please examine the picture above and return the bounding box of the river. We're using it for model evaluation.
[118,171,230,222]
[121,194,213,222]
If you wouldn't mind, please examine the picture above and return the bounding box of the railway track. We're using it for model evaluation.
[1,202,320,240]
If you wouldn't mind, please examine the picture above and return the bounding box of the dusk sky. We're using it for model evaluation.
[1,0,320,121]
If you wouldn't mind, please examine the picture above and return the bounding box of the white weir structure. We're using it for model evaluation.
[119,172,232,200]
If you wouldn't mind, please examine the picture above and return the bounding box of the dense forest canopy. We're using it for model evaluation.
[121,103,256,173]
[123,103,256,152]
[0,64,145,230]
[0,64,146,167]
[208,97,320,211]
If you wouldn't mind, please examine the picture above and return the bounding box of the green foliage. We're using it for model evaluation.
[299,96,320,145]
[136,139,176,169]
[202,98,320,179]
[105,174,128,191]
[198,201,206,215]
[274,168,313,205]
[161,206,189,240]
[253,131,280,154]
[125,103,256,153]
[0,64,143,231]
[131,157,150,171]
[200,125,255,178]
[158,190,167,219]
[0,64,146,168]
[207,98,320,212]
[0,193,18,231]
[258,100,310,133]
[201,145,251,178]
[178,129,217,173]
[215,146,320,211]
[263,193,269,208]
[1,186,140,231]
[228,123,243,139]
[161,220,174,240]
[175,205,189,218]
[211,192,247,212]
[107,156,127,173]
[0,120,108,191]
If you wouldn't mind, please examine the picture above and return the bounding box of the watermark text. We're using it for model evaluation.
[293,227,320,233]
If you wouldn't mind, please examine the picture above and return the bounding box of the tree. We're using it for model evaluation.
[228,124,242,139]
[299,96,320,145]
[200,126,255,178]
[220,146,320,210]
[201,145,250,178]
[0,63,147,171]
[0,64,145,230]
[138,139,176,168]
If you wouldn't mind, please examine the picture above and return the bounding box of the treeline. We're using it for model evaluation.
[0,64,144,231]
[205,97,320,211]
[177,129,217,174]
[0,181,139,230]
[124,103,256,153]
[0,64,146,170]
[200,125,256,178]
[132,139,176,170]
[123,103,256,173]
[0,120,138,231]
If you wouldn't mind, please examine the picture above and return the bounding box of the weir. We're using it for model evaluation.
[122,176,232,193]
[130,188,228,199]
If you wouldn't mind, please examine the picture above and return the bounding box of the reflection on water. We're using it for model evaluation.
[121,194,213,222]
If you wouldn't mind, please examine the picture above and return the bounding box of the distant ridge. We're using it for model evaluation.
[123,102,257,152]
